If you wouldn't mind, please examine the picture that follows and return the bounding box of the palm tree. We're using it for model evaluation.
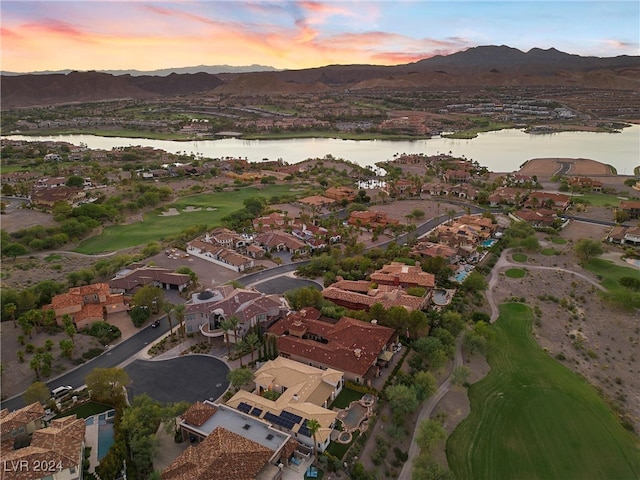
[174,304,186,338]
[220,318,235,356]
[4,303,17,328]
[163,303,175,334]
[307,418,321,465]
[228,316,240,345]
[235,340,247,368]
[246,332,260,364]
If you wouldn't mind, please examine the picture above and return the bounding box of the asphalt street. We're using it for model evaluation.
[125,356,229,404]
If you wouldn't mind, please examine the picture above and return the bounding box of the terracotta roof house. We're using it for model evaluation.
[253,212,288,232]
[34,176,67,189]
[512,209,558,228]
[185,287,288,341]
[43,283,127,330]
[109,265,191,293]
[605,226,640,246]
[268,311,398,386]
[488,187,527,206]
[568,176,603,192]
[206,228,250,249]
[324,186,356,202]
[187,240,255,272]
[322,285,427,312]
[411,241,458,263]
[455,215,497,234]
[226,357,342,452]
[524,192,571,210]
[298,195,334,209]
[449,183,478,200]
[168,401,298,480]
[30,186,86,209]
[254,231,307,255]
[348,210,399,229]
[422,182,449,197]
[370,262,435,289]
[619,200,640,219]
[1,415,85,480]
[0,403,45,447]
[444,169,471,183]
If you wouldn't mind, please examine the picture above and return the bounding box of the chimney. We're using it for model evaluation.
[293,394,299,401]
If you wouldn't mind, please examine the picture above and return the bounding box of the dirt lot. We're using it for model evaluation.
[519,158,614,176]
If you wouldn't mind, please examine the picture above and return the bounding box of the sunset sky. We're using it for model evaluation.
[2,1,638,73]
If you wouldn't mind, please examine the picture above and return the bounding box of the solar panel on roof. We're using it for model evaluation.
[250,407,263,417]
[237,402,251,413]
[298,425,311,437]
[281,410,303,424]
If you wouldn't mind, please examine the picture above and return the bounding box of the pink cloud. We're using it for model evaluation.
[22,18,90,40]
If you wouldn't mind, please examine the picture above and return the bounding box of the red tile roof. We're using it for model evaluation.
[161,427,273,480]
[269,315,396,376]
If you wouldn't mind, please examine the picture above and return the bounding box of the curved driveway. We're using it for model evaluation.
[125,355,229,404]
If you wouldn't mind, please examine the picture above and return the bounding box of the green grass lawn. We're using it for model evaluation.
[505,268,526,278]
[330,387,363,409]
[582,258,640,309]
[551,237,567,245]
[326,430,360,459]
[511,253,528,263]
[572,192,639,207]
[541,248,558,256]
[55,401,114,419]
[447,303,640,480]
[75,185,300,253]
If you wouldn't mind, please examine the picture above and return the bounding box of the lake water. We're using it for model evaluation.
[5,124,639,174]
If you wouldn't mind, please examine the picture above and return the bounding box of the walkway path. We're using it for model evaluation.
[398,337,463,480]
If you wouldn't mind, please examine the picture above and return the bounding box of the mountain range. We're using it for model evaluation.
[2,46,639,109]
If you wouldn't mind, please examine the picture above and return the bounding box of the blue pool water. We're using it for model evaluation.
[482,239,498,247]
[455,270,470,283]
[85,417,94,426]
[97,423,115,460]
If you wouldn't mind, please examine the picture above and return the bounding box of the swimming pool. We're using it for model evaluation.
[432,289,448,306]
[98,422,115,460]
[624,257,640,268]
[455,270,470,283]
[85,410,116,461]
[482,239,498,248]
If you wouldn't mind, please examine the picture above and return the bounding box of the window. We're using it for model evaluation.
[70,466,76,474]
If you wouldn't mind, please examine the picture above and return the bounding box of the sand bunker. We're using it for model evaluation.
[159,208,180,216]
[183,206,202,212]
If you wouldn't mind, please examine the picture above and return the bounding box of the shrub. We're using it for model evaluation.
[83,321,121,345]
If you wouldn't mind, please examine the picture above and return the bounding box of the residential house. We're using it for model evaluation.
[254,231,307,255]
[512,209,557,228]
[348,210,399,229]
[167,401,298,480]
[411,241,458,263]
[30,187,86,209]
[444,169,471,184]
[524,192,571,210]
[449,183,478,200]
[253,212,287,232]
[35,177,67,189]
[1,415,85,480]
[606,226,640,246]
[268,309,398,386]
[324,186,356,202]
[568,176,603,192]
[185,287,288,340]
[422,182,449,197]
[43,283,127,330]
[488,187,527,206]
[298,195,334,210]
[109,264,191,293]
[187,240,255,272]
[226,357,342,453]
[0,403,45,448]
[370,262,436,290]
[619,200,640,219]
[322,280,428,312]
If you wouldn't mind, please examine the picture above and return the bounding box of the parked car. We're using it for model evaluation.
[151,319,161,328]
[51,385,73,400]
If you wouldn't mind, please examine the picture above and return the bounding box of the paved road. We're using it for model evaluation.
[554,161,573,177]
[125,356,229,404]
[0,317,172,411]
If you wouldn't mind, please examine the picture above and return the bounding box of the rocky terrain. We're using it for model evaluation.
[2,46,639,108]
